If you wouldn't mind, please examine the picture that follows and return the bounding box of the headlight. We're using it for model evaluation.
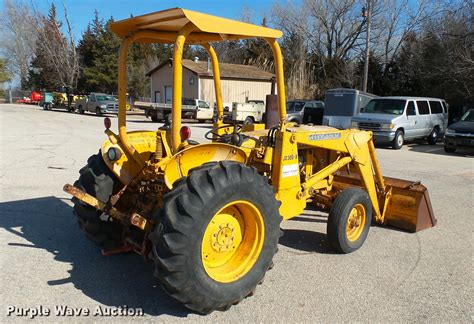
[100,104,107,108]
[351,121,358,128]
[107,147,122,161]
[445,128,455,135]
[380,123,395,130]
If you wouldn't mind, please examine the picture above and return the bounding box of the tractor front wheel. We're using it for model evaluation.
[327,188,372,253]
[149,161,282,314]
[72,153,123,248]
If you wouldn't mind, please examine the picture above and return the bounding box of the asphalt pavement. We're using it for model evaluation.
[0,104,472,322]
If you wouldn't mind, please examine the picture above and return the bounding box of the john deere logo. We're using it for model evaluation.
[309,133,341,141]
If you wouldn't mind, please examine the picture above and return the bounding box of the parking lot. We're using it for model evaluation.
[0,103,472,322]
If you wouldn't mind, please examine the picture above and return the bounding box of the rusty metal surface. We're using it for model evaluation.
[64,183,151,232]
[101,245,134,256]
[63,183,105,210]
[130,213,147,230]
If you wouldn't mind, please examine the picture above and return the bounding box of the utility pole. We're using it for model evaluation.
[362,0,372,92]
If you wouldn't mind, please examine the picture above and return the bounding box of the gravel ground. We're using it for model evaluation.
[1,103,472,322]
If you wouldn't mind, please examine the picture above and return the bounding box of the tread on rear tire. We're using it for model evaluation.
[149,161,282,314]
[72,153,123,248]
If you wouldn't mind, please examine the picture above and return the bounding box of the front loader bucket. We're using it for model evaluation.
[333,174,437,232]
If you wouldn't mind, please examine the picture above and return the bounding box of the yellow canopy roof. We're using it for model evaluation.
[110,7,283,43]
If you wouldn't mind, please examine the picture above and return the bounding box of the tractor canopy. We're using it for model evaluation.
[110,7,283,42]
[109,7,287,157]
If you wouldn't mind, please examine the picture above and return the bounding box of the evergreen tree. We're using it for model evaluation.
[27,3,64,91]
[76,25,97,93]
[83,17,121,93]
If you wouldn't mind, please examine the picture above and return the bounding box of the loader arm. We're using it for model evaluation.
[264,124,435,232]
[268,126,386,220]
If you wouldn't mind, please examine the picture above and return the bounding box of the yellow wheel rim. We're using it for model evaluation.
[346,204,366,242]
[201,200,265,283]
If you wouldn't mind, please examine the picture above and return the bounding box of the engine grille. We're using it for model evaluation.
[358,122,381,130]
[106,103,119,110]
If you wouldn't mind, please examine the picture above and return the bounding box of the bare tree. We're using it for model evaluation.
[0,0,37,88]
[272,2,314,98]
[371,0,438,71]
[31,4,80,89]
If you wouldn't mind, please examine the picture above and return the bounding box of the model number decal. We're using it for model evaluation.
[309,133,341,141]
[283,154,296,161]
[282,164,299,178]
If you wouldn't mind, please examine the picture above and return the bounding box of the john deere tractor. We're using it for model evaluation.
[64,8,436,314]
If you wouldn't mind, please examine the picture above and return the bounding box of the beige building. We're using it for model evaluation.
[146,58,275,108]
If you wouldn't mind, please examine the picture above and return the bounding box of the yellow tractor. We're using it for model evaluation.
[64,8,436,314]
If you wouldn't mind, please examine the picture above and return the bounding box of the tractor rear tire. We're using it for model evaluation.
[149,161,282,314]
[72,153,123,248]
[327,188,372,254]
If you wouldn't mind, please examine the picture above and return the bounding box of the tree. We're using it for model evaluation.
[76,11,102,93]
[0,0,37,89]
[0,58,11,84]
[82,17,121,93]
[27,3,80,91]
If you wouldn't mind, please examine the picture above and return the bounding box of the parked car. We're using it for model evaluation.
[136,98,213,122]
[351,96,448,149]
[322,88,378,129]
[444,109,474,153]
[76,93,118,116]
[286,100,325,124]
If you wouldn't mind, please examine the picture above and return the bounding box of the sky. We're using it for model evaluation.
[33,0,286,40]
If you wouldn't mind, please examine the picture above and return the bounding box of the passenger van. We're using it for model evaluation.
[322,88,378,129]
[351,97,448,149]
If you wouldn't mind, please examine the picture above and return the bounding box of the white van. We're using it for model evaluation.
[351,97,448,149]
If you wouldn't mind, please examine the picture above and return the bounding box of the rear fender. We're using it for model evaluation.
[163,143,247,188]
[101,131,157,185]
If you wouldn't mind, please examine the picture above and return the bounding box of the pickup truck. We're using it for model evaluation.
[75,92,118,116]
[135,98,213,122]
[224,101,265,124]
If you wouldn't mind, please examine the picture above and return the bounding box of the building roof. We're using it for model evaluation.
[146,59,275,81]
[110,8,282,44]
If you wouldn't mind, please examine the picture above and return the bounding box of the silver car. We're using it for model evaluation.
[351,97,448,149]
[286,100,325,124]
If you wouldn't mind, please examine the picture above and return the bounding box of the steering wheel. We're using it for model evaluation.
[205,123,242,141]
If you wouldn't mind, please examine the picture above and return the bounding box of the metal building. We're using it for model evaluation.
[146,58,275,109]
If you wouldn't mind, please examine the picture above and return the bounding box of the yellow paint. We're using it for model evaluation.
[265,38,286,128]
[201,200,265,283]
[203,44,224,128]
[242,123,266,132]
[346,204,366,242]
[110,8,282,40]
[101,131,157,185]
[172,23,196,152]
[163,143,247,188]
